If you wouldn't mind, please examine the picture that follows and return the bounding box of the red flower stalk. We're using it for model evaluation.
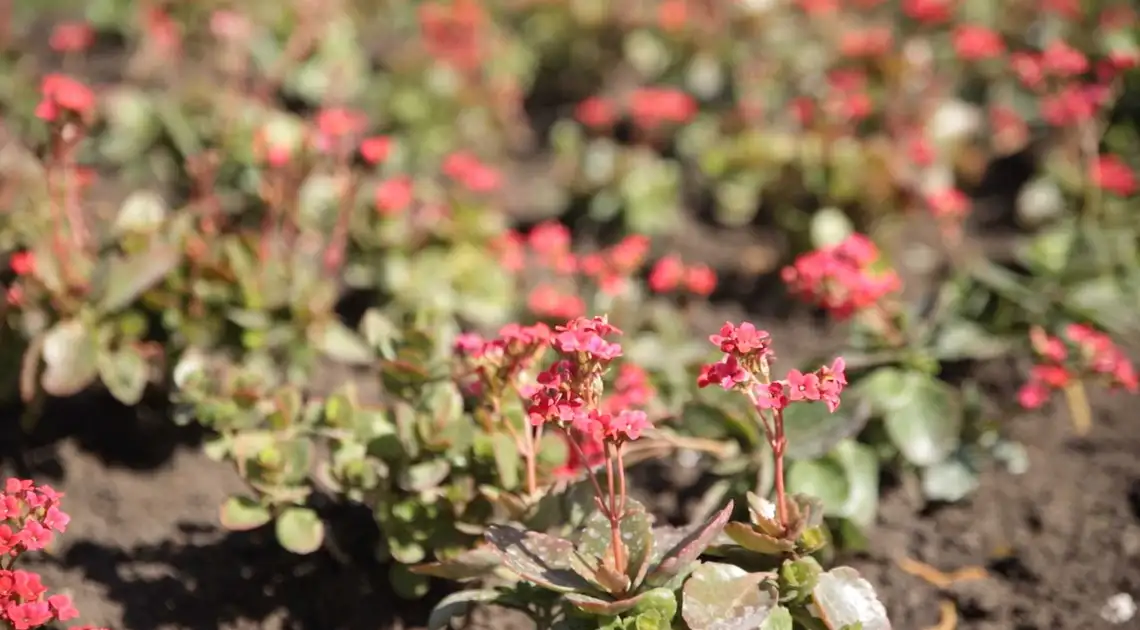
[698,322,847,528]
[526,316,651,574]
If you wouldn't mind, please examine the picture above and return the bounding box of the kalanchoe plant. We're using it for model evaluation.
[1017,323,1138,434]
[433,315,735,629]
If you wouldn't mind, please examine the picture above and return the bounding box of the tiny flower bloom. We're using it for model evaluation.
[786,369,821,402]
[629,87,697,128]
[1041,40,1089,76]
[48,594,79,621]
[360,136,393,164]
[314,107,367,139]
[50,21,95,53]
[575,96,617,128]
[952,24,1004,61]
[648,256,685,293]
[902,0,953,23]
[1090,154,1136,196]
[374,176,414,215]
[10,251,34,276]
[685,264,717,296]
[36,74,96,122]
[1017,381,1050,409]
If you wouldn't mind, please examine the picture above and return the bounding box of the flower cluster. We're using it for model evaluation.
[647,255,717,297]
[698,322,847,413]
[1018,324,1139,409]
[34,75,96,124]
[574,87,697,131]
[696,322,847,528]
[0,479,102,630]
[781,234,901,320]
[454,322,552,398]
[492,222,653,319]
[527,316,650,445]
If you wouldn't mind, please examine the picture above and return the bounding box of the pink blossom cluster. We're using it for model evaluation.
[781,234,901,320]
[697,322,848,414]
[1019,324,1139,409]
[0,479,104,630]
[526,317,651,445]
[454,322,552,396]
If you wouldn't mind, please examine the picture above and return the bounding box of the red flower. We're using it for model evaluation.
[629,88,697,129]
[685,264,717,297]
[575,97,617,128]
[1090,154,1136,196]
[1041,40,1088,76]
[375,176,414,215]
[952,25,1004,61]
[10,252,34,276]
[648,256,685,293]
[50,22,94,53]
[35,74,96,122]
[360,136,393,164]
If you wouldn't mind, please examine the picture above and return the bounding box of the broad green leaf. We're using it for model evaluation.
[114,190,167,234]
[426,589,499,630]
[920,457,979,503]
[275,507,325,554]
[881,372,962,467]
[782,401,870,460]
[97,345,148,405]
[931,320,1012,361]
[398,459,451,493]
[310,320,374,365]
[389,564,430,600]
[811,207,854,249]
[96,246,180,313]
[811,567,891,630]
[786,459,848,516]
[831,441,880,528]
[41,320,99,396]
[492,433,520,490]
[218,495,272,531]
[682,562,776,630]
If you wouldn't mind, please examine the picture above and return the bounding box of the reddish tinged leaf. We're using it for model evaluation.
[645,500,734,586]
[485,524,594,592]
[410,546,502,580]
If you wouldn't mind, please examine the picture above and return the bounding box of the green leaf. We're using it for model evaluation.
[578,498,654,585]
[310,320,374,365]
[762,606,793,630]
[930,320,1012,361]
[96,246,180,313]
[426,589,500,630]
[782,401,870,460]
[40,320,99,396]
[646,501,734,586]
[398,459,451,493]
[681,562,776,630]
[114,190,167,234]
[881,372,962,467]
[360,308,399,359]
[390,564,431,600]
[811,567,891,630]
[492,433,520,490]
[97,345,148,405]
[920,457,979,503]
[411,547,502,581]
[830,441,880,529]
[787,458,849,518]
[218,495,272,531]
[275,507,324,554]
[484,525,594,592]
[811,207,854,249]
